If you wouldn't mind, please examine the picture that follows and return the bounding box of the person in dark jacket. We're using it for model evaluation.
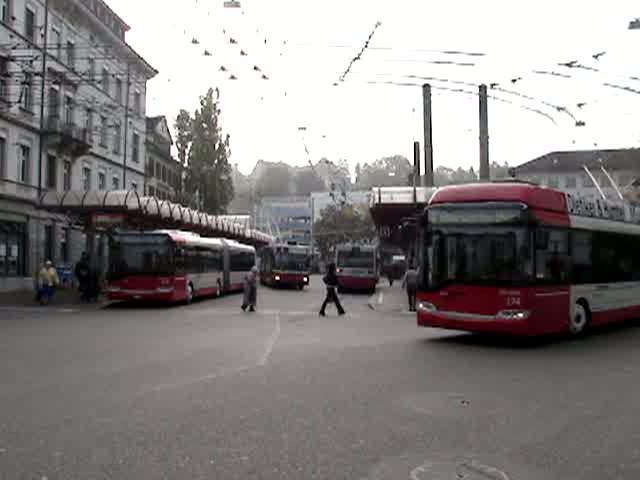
[241,266,258,312]
[401,261,418,312]
[74,253,90,302]
[319,263,345,316]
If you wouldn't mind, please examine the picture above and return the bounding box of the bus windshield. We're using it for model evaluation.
[427,204,532,287]
[274,251,309,271]
[109,234,174,280]
[337,250,375,269]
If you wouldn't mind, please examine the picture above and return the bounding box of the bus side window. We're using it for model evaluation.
[175,248,186,274]
[535,229,570,284]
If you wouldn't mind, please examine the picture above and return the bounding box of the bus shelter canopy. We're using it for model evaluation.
[369,186,437,228]
[39,189,273,246]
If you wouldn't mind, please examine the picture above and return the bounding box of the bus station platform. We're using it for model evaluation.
[367,281,412,314]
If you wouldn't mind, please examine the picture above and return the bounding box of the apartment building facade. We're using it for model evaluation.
[145,115,180,201]
[0,0,156,291]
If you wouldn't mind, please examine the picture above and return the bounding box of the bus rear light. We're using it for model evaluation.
[417,301,436,313]
[496,310,531,321]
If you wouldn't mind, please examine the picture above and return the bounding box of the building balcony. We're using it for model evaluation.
[43,117,91,159]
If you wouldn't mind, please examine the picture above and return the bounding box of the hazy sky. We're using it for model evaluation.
[106,0,640,176]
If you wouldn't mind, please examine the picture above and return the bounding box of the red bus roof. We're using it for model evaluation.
[429,182,568,214]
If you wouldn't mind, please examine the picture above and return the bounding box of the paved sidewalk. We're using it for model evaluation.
[0,287,105,308]
[367,282,413,314]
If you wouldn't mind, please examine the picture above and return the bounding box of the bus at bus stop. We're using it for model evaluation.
[417,182,640,336]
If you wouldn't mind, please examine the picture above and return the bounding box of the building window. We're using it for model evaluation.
[64,95,73,124]
[82,166,91,191]
[161,165,167,183]
[147,185,155,196]
[133,91,141,115]
[565,176,576,189]
[155,161,161,179]
[131,181,137,192]
[85,108,93,143]
[21,73,32,111]
[17,145,29,183]
[582,174,594,188]
[115,78,123,104]
[112,175,120,190]
[44,225,53,262]
[88,58,95,82]
[62,160,71,190]
[113,121,121,154]
[48,87,59,120]
[1,0,11,24]
[0,57,8,102]
[46,154,56,189]
[0,137,5,179]
[24,6,35,42]
[132,132,139,163]
[51,26,61,58]
[547,176,559,188]
[98,171,106,190]
[0,221,27,277]
[100,115,107,146]
[101,67,109,94]
[618,175,631,187]
[60,227,69,264]
[66,41,75,69]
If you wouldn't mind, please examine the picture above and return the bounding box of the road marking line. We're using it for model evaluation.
[258,311,281,366]
[149,365,253,392]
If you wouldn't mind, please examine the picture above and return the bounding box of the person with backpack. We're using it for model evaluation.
[319,263,345,316]
[402,261,418,312]
[37,260,60,305]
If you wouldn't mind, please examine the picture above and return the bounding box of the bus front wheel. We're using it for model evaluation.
[570,299,590,335]
[186,283,194,305]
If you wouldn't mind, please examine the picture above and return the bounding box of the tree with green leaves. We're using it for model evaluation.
[177,88,234,214]
[294,169,326,195]
[255,164,292,198]
[313,204,376,260]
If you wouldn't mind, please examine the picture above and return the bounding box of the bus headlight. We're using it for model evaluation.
[417,301,436,313]
[275,275,281,281]
[303,277,308,283]
[496,310,531,321]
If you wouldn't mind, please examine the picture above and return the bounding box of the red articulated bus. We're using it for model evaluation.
[106,230,255,304]
[417,182,640,336]
[259,243,311,290]
[335,243,379,293]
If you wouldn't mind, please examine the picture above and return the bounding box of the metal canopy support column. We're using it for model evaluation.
[422,84,434,187]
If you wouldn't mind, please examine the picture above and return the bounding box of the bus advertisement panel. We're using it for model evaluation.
[335,243,378,293]
[416,182,640,336]
[106,231,255,304]
[259,243,311,289]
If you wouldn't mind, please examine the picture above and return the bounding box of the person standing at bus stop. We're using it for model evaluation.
[241,266,258,312]
[402,261,418,312]
[319,263,346,316]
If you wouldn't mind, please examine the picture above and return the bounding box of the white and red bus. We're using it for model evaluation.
[106,230,255,303]
[259,243,311,290]
[417,182,640,336]
[335,243,379,293]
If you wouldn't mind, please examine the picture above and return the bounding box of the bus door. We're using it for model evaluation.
[222,245,231,292]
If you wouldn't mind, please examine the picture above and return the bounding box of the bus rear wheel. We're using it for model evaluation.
[570,299,590,335]
[186,283,194,305]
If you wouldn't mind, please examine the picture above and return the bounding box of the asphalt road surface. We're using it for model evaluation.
[2,276,640,479]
